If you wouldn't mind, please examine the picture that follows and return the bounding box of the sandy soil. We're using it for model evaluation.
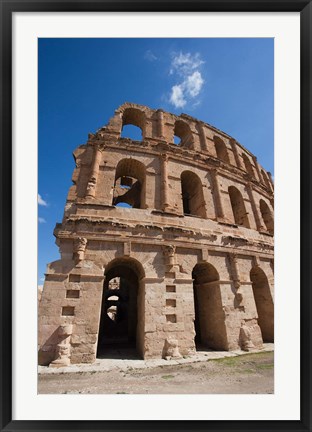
[38,351,273,394]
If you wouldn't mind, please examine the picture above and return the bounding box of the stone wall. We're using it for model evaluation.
[38,102,274,366]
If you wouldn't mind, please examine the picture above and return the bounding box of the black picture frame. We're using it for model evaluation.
[1,1,311,431]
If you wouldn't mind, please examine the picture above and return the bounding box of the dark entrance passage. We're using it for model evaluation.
[97,261,141,359]
[192,262,228,351]
[250,266,274,342]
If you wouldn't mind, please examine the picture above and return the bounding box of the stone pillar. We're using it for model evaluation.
[85,146,102,198]
[210,169,225,221]
[50,324,73,367]
[73,237,87,265]
[252,255,261,268]
[162,244,177,273]
[230,139,242,169]
[270,259,274,274]
[252,156,263,183]
[158,109,164,139]
[228,253,240,289]
[246,183,265,232]
[198,122,207,151]
[160,154,170,211]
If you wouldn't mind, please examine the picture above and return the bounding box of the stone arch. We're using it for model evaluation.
[242,153,254,177]
[214,136,230,164]
[250,266,274,342]
[181,171,207,218]
[173,120,194,148]
[121,107,146,140]
[97,257,145,358]
[261,169,271,189]
[192,262,228,350]
[228,186,250,228]
[112,158,146,209]
[259,199,274,235]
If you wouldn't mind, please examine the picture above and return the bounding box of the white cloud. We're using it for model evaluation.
[185,71,204,97]
[38,194,48,206]
[170,85,186,108]
[38,217,46,223]
[168,52,205,109]
[144,50,158,62]
[170,52,204,76]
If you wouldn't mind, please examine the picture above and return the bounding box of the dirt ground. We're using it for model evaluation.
[38,351,273,394]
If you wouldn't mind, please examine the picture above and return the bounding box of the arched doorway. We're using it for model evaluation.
[112,158,146,209]
[97,258,144,358]
[228,186,250,228]
[173,120,194,148]
[250,266,274,342]
[259,199,274,235]
[181,171,207,218]
[242,153,254,177]
[121,107,146,140]
[214,136,230,164]
[192,262,228,350]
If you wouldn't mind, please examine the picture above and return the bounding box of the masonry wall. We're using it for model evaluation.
[38,102,274,366]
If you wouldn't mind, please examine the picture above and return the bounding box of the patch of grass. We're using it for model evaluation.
[240,368,255,374]
[161,374,175,380]
[212,351,273,367]
[213,356,241,366]
[257,363,274,370]
[116,391,128,394]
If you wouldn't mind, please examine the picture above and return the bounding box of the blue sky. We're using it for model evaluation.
[38,38,274,283]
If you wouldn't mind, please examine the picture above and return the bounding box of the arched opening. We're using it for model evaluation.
[228,186,250,228]
[181,171,206,218]
[242,154,254,177]
[121,107,145,140]
[192,262,227,350]
[261,169,271,189]
[173,120,194,148]
[214,136,230,164]
[121,124,142,141]
[250,266,274,342]
[260,199,274,235]
[97,258,145,359]
[112,159,146,209]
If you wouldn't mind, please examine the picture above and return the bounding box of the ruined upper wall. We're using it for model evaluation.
[63,103,274,240]
[90,102,273,191]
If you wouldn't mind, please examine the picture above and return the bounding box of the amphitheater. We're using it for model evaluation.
[38,102,274,367]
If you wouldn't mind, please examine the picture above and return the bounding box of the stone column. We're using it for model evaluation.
[210,169,225,221]
[162,244,179,276]
[228,253,240,289]
[252,156,263,183]
[230,139,242,169]
[246,183,265,232]
[73,237,87,264]
[252,255,261,268]
[160,154,170,211]
[85,146,102,198]
[270,259,274,274]
[157,109,164,139]
[198,122,207,151]
[50,324,73,368]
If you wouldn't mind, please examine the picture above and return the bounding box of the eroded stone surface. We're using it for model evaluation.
[38,103,274,366]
